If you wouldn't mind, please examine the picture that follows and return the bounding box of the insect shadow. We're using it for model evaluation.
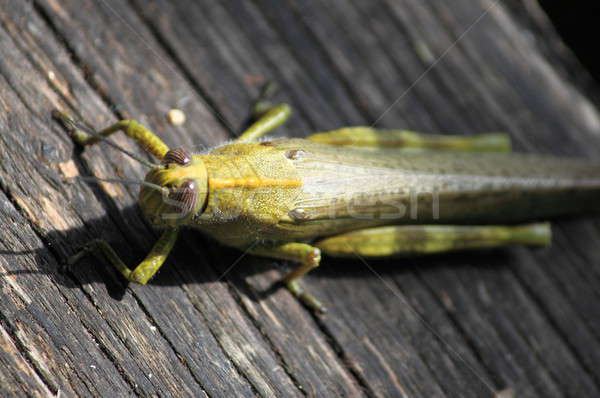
[1,201,530,305]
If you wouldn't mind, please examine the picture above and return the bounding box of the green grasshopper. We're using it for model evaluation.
[54,91,600,313]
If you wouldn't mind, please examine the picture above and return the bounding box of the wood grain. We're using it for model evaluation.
[1,0,599,396]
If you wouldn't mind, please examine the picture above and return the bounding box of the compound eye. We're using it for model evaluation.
[168,179,198,215]
[163,148,191,166]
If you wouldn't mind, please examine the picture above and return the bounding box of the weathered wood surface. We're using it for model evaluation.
[1,0,600,396]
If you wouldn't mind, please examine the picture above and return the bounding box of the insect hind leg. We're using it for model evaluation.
[307,127,511,152]
[315,223,551,258]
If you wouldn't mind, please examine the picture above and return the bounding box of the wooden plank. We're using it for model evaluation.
[0,297,55,398]
[0,0,599,397]
[0,20,216,396]
[130,1,369,395]
[131,0,600,396]
[0,1,305,396]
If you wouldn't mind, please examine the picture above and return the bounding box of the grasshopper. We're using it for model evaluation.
[54,89,600,313]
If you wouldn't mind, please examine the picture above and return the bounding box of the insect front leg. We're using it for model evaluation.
[68,228,179,284]
[307,127,512,152]
[52,110,169,160]
[249,242,326,313]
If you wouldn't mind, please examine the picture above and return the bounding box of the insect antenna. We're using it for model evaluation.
[52,110,161,168]
[73,175,168,194]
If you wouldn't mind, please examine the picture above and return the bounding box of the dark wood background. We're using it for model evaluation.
[1,0,600,397]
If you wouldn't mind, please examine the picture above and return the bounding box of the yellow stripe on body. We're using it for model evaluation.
[209,177,303,188]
